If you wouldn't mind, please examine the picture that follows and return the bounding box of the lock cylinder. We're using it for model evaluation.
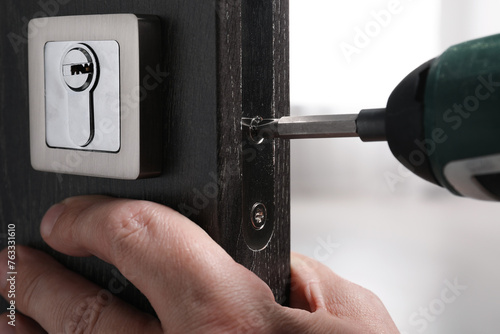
[61,43,99,147]
[43,40,119,152]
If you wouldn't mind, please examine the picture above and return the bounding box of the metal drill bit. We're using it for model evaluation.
[246,108,387,142]
[259,114,358,139]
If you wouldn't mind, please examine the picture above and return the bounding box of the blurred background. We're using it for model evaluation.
[289,0,500,332]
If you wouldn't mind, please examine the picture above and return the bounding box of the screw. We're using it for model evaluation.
[249,116,265,144]
[251,203,267,231]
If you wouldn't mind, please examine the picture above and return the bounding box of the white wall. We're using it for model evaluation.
[290,1,500,333]
[290,0,441,198]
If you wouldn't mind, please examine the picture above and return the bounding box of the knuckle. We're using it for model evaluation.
[104,201,151,241]
[102,201,159,267]
[348,284,389,319]
[360,286,383,305]
[16,247,53,310]
[63,293,112,334]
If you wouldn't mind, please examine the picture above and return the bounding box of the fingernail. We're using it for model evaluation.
[0,319,16,334]
[41,203,66,238]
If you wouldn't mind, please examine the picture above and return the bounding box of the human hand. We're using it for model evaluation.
[0,196,398,333]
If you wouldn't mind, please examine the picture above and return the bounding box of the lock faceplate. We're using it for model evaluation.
[29,14,162,179]
[45,41,120,152]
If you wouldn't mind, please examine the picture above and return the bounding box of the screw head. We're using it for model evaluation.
[251,203,267,231]
[249,116,265,144]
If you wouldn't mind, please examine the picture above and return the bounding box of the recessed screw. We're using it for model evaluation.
[249,116,265,144]
[251,203,267,231]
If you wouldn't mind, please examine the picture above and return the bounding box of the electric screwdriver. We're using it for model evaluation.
[254,34,500,201]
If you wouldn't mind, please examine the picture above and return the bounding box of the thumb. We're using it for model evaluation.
[290,252,394,323]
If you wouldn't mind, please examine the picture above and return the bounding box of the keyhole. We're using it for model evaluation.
[61,44,99,147]
[62,45,98,92]
[70,63,94,76]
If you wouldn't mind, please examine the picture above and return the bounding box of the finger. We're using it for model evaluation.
[289,252,398,331]
[40,195,225,265]
[40,196,277,330]
[290,252,334,312]
[0,246,162,334]
[290,252,369,314]
[0,312,47,334]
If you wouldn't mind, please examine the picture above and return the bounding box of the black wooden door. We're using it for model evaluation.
[0,0,290,313]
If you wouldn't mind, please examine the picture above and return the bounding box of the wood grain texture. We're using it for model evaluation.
[0,0,290,313]
[217,0,291,304]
